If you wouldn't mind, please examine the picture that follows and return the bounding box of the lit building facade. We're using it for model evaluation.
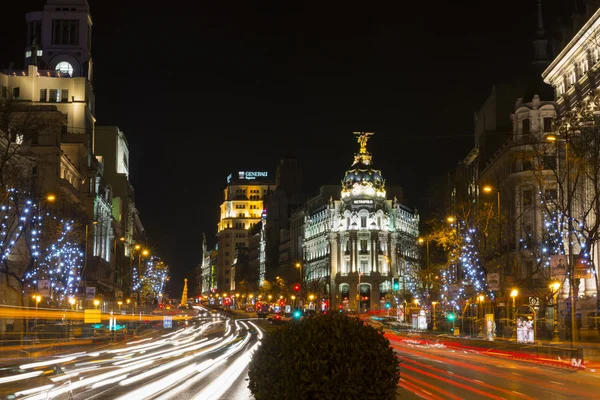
[541,3,600,323]
[301,133,420,312]
[0,0,128,307]
[216,171,276,291]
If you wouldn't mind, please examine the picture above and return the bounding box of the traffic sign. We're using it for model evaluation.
[163,316,172,328]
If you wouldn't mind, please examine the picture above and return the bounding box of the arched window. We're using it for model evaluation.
[55,61,73,76]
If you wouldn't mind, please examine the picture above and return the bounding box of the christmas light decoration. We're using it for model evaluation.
[439,220,493,305]
[24,220,84,304]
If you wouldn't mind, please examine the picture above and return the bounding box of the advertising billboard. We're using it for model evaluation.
[487,273,500,291]
[550,255,567,280]
[516,316,535,343]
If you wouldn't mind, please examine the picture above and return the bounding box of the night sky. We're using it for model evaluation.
[0,1,579,296]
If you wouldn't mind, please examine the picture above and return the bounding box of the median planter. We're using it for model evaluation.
[248,312,400,400]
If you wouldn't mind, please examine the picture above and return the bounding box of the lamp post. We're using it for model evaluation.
[33,295,41,329]
[431,301,438,330]
[510,289,518,338]
[94,299,100,310]
[478,294,485,337]
[550,281,561,342]
[546,131,578,344]
[417,237,430,268]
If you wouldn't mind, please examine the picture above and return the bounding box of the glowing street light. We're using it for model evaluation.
[510,289,518,338]
[33,295,41,310]
[93,299,100,309]
[431,301,438,330]
[550,281,561,342]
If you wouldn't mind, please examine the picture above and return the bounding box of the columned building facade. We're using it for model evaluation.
[302,133,419,312]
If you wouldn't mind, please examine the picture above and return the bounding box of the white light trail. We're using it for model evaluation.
[20,356,77,369]
[0,370,43,384]
[113,363,199,400]
[119,355,194,386]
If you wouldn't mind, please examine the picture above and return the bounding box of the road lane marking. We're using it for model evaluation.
[550,381,565,385]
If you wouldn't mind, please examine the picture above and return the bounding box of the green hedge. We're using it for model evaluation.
[248,312,400,399]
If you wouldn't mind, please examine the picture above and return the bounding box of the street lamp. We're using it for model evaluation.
[550,281,561,342]
[93,299,100,309]
[510,289,518,338]
[477,294,485,337]
[482,185,501,249]
[546,131,578,345]
[118,300,123,310]
[417,237,430,268]
[431,301,438,330]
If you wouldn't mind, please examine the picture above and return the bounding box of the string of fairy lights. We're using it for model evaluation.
[132,257,169,298]
[439,220,493,308]
[0,188,170,305]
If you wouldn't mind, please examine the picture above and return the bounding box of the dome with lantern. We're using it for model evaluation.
[341,132,386,200]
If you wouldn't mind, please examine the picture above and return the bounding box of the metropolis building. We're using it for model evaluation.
[301,133,420,312]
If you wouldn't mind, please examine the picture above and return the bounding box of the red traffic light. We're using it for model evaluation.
[293,283,301,292]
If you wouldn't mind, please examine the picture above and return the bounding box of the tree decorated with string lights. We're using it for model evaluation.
[138,257,170,305]
[525,96,600,336]
[425,200,499,311]
[22,218,85,306]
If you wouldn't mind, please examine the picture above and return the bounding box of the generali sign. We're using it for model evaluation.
[238,171,268,180]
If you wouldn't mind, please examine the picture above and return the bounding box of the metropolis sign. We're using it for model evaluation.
[353,199,373,205]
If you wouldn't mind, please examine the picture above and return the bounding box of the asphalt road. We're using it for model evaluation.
[4,311,600,400]
[0,309,260,400]
[391,333,600,399]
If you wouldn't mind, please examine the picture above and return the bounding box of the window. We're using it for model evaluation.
[543,117,553,132]
[52,20,79,45]
[39,89,47,102]
[545,188,557,200]
[360,240,368,252]
[1,86,6,98]
[360,216,367,228]
[49,89,58,102]
[12,87,19,99]
[360,260,368,273]
[523,190,533,207]
[61,89,69,102]
[543,155,556,170]
[522,119,530,134]
[55,61,73,76]
[522,159,533,171]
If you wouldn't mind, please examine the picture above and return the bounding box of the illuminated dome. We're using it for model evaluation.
[341,132,386,199]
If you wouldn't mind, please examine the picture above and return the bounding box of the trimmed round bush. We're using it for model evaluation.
[248,312,400,399]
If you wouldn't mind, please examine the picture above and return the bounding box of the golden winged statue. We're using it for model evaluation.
[353,132,374,154]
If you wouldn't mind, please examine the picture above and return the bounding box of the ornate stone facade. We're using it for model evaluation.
[302,133,419,312]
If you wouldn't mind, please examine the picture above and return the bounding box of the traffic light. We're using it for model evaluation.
[293,283,301,292]
[447,313,455,321]
[385,302,391,309]
[392,278,400,291]
[293,310,302,319]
